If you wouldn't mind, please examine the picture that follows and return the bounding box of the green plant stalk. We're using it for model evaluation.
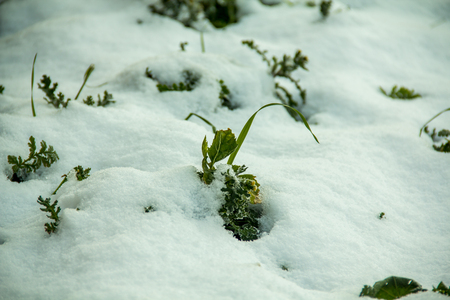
[227,103,319,165]
[74,64,95,100]
[31,53,37,117]
[419,107,450,136]
[200,31,205,53]
[185,113,216,133]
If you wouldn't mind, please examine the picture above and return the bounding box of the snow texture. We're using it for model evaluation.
[0,0,449,299]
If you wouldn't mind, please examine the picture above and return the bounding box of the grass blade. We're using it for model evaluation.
[74,64,95,100]
[200,32,205,53]
[227,103,319,165]
[185,113,216,133]
[419,107,450,136]
[31,53,37,117]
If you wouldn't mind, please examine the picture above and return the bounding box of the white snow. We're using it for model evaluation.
[0,0,449,299]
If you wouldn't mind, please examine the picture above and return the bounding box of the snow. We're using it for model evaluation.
[0,0,449,299]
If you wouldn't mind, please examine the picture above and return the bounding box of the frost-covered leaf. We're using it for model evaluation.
[207,129,237,166]
[360,276,426,299]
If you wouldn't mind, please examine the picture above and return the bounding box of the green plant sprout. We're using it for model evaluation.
[74,64,95,100]
[180,41,188,51]
[31,53,37,116]
[242,40,309,120]
[378,212,385,219]
[147,69,200,92]
[320,0,332,18]
[419,107,450,153]
[83,91,115,107]
[218,79,234,109]
[37,196,61,234]
[433,282,450,296]
[379,85,422,100]
[185,113,217,133]
[38,75,71,108]
[149,0,238,29]
[144,205,155,213]
[0,85,4,94]
[198,103,318,240]
[360,276,426,299]
[52,165,91,195]
[8,136,59,182]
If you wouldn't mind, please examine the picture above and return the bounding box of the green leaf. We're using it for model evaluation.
[227,103,319,165]
[75,64,95,100]
[202,136,208,159]
[208,129,238,166]
[360,276,426,299]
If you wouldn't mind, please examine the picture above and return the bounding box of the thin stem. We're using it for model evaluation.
[75,64,95,100]
[419,107,450,136]
[31,53,37,117]
[200,32,205,53]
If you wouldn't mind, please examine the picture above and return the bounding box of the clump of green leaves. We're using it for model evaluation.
[7,136,59,182]
[218,79,235,109]
[198,103,318,241]
[180,41,188,51]
[379,85,422,100]
[320,0,332,18]
[83,91,115,107]
[144,205,155,213]
[378,212,385,219]
[37,196,61,234]
[360,276,426,299]
[420,107,450,153]
[0,85,4,94]
[242,40,308,120]
[433,282,450,296]
[38,75,71,108]
[149,0,238,29]
[53,165,91,195]
[147,69,200,93]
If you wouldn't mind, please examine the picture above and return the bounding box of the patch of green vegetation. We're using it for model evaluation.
[379,85,421,100]
[218,79,235,109]
[147,69,200,93]
[7,136,59,183]
[180,41,188,51]
[83,91,115,107]
[149,0,238,29]
[281,265,289,271]
[320,0,332,18]
[360,276,426,299]
[52,165,91,195]
[378,212,385,219]
[37,196,61,235]
[242,40,309,120]
[38,75,71,108]
[144,206,155,213]
[420,107,450,153]
[0,85,4,94]
[433,282,450,296]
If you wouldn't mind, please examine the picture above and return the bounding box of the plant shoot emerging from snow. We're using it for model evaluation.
[37,196,61,235]
[52,165,91,195]
[379,85,421,100]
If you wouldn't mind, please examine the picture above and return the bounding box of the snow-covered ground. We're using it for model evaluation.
[0,0,449,299]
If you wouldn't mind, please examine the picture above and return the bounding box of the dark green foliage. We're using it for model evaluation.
[180,41,188,51]
[320,0,332,18]
[219,165,261,241]
[281,265,289,271]
[360,276,426,299]
[37,196,61,234]
[199,129,261,241]
[53,165,91,195]
[423,127,450,153]
[242,40,308,120]
[306,1,316,7]
[218,79,235,109]
[83,95,95,106]
[378,212,385,219]
[0,85,4,94]
[38,75,71,108]
[145,68,155,79]
[433,282,450,296]
[144,206,155,213]
[155,70,200,92]
[148,0,238,29]
[379,85,421,100]
[7,136,59,182]
[97,91,115,107]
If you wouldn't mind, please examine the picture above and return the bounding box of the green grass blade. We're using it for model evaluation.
[200,32,205,53]
[185,113,216,133]
[75,64,95,100]
[227,103,319,165]
[419,107,450,136]
[31,53,37,117]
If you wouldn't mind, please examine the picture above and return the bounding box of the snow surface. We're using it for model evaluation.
[0,0,449,299]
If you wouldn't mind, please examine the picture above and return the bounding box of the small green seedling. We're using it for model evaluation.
[180,42,188,51]
[8,136,59,182]
[52,165,91,195]
[378,212,385,219]
[37,196,61,234]
[360,276,426,299]
[433,282,450,296]
[218,79,234,109]
[83,91,115,107]
[144,205,155,213]
[379,85,421,100]
[185,113,217,133]
[242,40,308,119]
[150,70,200,92]
[320,0,332,18]
[0,85,4,94]
[199,103,318,241]
[38,75,71,108]
[281,265,289,271]
[420,107,450,153]
[74,64,95,100]
[31,54,37,116]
